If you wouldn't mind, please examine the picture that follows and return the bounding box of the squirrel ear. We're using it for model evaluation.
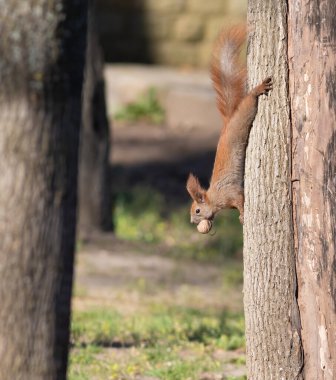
[186,174,206,203]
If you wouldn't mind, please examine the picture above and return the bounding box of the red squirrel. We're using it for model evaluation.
[186,26,272,233]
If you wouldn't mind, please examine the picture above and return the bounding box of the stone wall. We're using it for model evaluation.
[96,0,247,67]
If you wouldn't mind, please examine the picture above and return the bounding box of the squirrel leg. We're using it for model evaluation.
[231,192,244,225]
[237,193,244,225]
[226,77,273,143]
[229,78,272,224]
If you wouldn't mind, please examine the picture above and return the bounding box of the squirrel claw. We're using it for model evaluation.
[261,77,273,94]
[253,77,273,96]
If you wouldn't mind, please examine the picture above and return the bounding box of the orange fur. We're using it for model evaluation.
[186,27,272,229]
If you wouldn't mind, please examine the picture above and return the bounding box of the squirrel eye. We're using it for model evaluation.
[196,208,200,214]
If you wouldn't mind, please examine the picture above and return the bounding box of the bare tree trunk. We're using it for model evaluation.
[243,1,303,378]
[0,1,87,379]
[79,0,112,237]
[288,1,336,379]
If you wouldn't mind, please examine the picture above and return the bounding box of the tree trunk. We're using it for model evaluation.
[78,0,112,237]
[244,1,303,378]
[0,1,87,379]
[288,1,336,379]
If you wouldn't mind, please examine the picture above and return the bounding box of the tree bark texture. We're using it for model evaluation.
[0,1,87,379]
[79,0,112,236]
[244,1,303,379]
[288,1,336,379]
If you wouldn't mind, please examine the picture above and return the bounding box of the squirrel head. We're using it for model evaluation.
[186,174,214,225]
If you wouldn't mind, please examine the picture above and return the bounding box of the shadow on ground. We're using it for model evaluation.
[110,123,218,208]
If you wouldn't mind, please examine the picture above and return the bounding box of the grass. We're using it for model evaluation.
[114,88,165,124]
[70,186,245,379]
[113,187,243,262]
[71,307,245,349]
[69,306,245,380]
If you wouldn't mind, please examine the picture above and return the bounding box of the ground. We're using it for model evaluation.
[69,86,246,379]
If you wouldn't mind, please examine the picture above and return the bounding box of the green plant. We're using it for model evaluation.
[71,309,120,346]
[114,87,165,124]
[68,345,102,380]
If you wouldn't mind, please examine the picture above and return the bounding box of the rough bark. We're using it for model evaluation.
[79,0,112,237]
[0,1,87,379]
[288,1,336,379]
[243,1,303,379]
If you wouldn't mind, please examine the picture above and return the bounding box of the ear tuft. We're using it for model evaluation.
[186,173,206,203]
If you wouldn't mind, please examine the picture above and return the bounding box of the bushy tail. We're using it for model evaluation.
[211,25,246,125]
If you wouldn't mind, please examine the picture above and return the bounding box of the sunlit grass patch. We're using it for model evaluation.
[144,345,221,380]
[69,306,245,380]
[114,87,165,124]
[69,343,221,380]
[113,187,243,261]
[69,345,103,380]
[71,306,245,349]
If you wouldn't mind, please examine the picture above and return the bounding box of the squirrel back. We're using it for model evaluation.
[210,26,246,126]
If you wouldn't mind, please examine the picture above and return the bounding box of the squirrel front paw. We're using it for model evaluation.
[254,77,273,96]
[260,77,273,95]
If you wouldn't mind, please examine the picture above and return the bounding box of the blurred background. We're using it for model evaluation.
[71,1,248,379]
[97,0,246,65]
